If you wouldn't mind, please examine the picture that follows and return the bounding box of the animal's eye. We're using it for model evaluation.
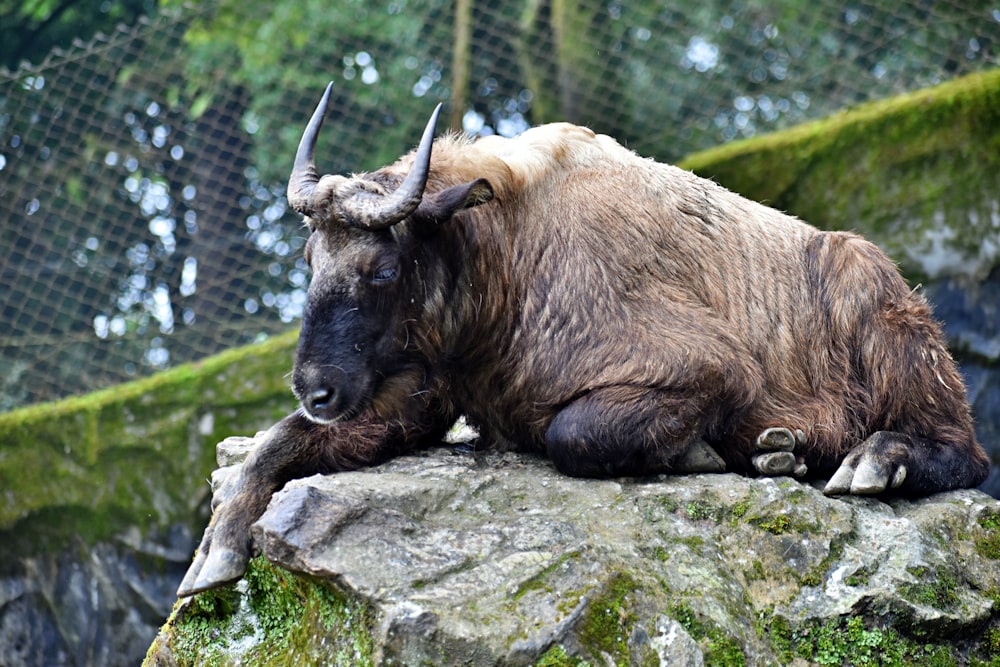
[371,266,398,284]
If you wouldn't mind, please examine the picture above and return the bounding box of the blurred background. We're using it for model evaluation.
[1,0,996,412]
[2,2,998,665]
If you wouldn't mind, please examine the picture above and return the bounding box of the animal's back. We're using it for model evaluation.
[453,123,980,476]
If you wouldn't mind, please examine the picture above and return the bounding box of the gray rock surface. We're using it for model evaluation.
[1,531,194,667]
[148,446,1000,666]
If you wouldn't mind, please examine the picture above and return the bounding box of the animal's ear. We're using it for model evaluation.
[411,178,494,235]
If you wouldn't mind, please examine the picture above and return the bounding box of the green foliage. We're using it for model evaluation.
[534,645,591,667]
[748,514,792,535]
[686,500,725,522]
[980,626,1000,667]
[763,615,964,667]
[730,500,751,520]
[900,566,961,610]
[168,0,456,184]
[166,584,248,663]
[0,0,156,70]
[843,565,872,587]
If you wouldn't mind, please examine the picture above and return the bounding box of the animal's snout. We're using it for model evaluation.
[292,357,369,424]
[295,371,349,423]
[305,385,337,415]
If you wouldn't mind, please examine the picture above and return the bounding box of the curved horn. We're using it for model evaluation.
[342,103,442,230]
[287,82,334,216]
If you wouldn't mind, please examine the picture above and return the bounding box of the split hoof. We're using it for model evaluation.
[177,547,248,597]
[753,451,796,476]
[176,550,208,598]
[824,459,907,496]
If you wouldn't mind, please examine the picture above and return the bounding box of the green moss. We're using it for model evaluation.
[674,535,706,552]
[797,572,821,588]
[149,557,376,667]
[744,560,766,582]
[759,612,795,664]
[668,602,746,667]
[795,537,845,589]
[534,645,591,667]
[0,330,299,557]
[511,552,578,601]
[983,627,1000,666]
[975,510,1000,560]
[900,566,961,610]
[748,514,792,535]
[843,565,872,587]
[685,501,724,522]
[577,573,639,663]
[763,615,963,667]
[730,500,751,520]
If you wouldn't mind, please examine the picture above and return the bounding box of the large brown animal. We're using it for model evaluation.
[177,84,989,597]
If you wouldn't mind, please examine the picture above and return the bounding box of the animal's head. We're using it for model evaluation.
[286,84,494,423]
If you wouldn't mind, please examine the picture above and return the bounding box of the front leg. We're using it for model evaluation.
[823,430,988,496]
[177,409,428,597]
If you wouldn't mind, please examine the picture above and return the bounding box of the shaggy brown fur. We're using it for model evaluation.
[177,105,989,598]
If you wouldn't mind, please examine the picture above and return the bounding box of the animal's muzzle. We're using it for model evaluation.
[292,362,356,424]
[302,385,341,423]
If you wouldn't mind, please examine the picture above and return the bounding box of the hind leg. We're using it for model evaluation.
[545,385,725,478]
[823,430,989,496]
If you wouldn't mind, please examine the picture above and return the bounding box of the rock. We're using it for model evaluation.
[146,447,1000,666]
[0,331,300,667]
[1,533,194,667]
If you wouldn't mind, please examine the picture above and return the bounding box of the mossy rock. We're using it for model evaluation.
[144,557,376,667]
[0,329,299,555]
[145,449,1000,666]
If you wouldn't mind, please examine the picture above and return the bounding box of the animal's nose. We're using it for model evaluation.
[306,386,337,414]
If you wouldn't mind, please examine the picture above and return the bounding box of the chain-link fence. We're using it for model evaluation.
[1,0,996,411]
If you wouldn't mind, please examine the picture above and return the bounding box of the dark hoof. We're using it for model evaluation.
[753,428,807,477]
[756,427,801,452]
[753,451,796,476]
[176,550,208,598]
[676,440,726,473]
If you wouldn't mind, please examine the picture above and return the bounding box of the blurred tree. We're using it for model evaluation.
[0,0,157,72]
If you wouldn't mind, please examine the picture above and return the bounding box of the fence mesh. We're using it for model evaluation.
[1,0,996,411]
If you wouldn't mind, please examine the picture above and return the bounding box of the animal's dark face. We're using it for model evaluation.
[286,85,493,424]
[292,222,419,423]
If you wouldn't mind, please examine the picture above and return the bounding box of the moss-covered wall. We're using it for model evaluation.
[680,68,1000,284]
[0,330,299,556]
